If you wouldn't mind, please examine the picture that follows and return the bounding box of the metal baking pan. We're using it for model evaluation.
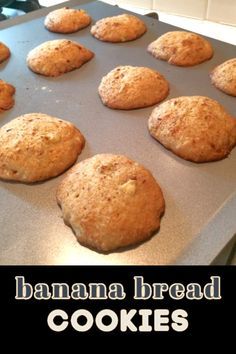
[0,0,235,265]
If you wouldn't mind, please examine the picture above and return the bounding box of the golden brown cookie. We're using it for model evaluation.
[0,80,15,112]
[27,39,94,77]
[0,42,10,63]
[148,31,213,67]
[91,14,146,42]
[210,58,236,96]
[0,113,85,182]
[57,154,165,252]
[98,66,169,110]
[44,7,91,33]
[148,96,236,162]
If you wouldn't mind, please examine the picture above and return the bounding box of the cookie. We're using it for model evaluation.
[27,39,94,77]
[210,58,236,96]
[44,7,91,33]
[98,66,169,110]
[148,31,213,66]
[91,14,146,42]
[57,154,165,252]
[0,113,85,182]
[148,96,236,162]
[0,42,10,63]
[0,80,15,112]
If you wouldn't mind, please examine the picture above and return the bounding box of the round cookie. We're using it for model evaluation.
[0,113,85,182]
[148,96,236,162]
[98,66,169,110]
[0,79,15,112]
[147,31,213,67]
[27,39,94,77]
[210,58,236,96]
[90,14,146,42]
[44,7,91,33]
[0,42,10,63]
[57,154,165,252]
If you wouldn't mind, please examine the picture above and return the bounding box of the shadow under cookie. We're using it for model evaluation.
[27,39,94,77]
[56,153,165,253]
[0,113,85,182]
[148,95,236,162]
[98,65,169,110]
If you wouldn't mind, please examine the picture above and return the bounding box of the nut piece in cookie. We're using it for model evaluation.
[57,154,165,252]
[210,58,236,96]
[98,65,169,110]
[148,31,213,67]
[44,7,91,34]
[0,80,15,112]
[148,96,236,162]
[27,39,94,77]
[91,14,146,42]
[0,113,85,182]
[0,42,10,63]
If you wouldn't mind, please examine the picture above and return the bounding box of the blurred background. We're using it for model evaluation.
[39,0,236,44]
[1,0,236,45]
[1,0,235,264]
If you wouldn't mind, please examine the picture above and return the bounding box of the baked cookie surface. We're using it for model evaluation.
[0,80,15,112]
[148,96,236,162]
[210,58,236,96]
[27,39,94,77]
[0,42,10,63]
[57,154,165,252]
[148,31,213,66]
[98,65,169,109]
[0,113,85,182]
[44,7,91,33]
[91,14,146,42]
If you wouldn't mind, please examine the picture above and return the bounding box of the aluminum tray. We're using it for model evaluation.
[0,0,235,265]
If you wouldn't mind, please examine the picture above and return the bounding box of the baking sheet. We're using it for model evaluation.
[0,0,235,265]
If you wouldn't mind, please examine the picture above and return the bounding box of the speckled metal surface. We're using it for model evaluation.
[0,1,235,265]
